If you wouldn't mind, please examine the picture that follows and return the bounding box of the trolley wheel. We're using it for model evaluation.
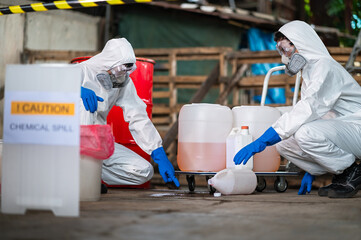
[186,175,195,192]
[256,177,266,192]
[206,176,216,195]
[274,177,288,193]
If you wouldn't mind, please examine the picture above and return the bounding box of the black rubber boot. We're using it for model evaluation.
[101,183,108,194]
[318,184,333,197]
[328,163,361,198]
[318,162,359,197]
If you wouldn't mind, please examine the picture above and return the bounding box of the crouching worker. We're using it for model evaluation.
[234,20,361,198]
[78,38,180,188]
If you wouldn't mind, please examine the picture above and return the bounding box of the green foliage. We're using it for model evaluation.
[327,0,361,33]
[304,0,313,20]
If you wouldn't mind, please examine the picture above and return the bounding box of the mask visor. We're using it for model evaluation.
[276,39,295,57]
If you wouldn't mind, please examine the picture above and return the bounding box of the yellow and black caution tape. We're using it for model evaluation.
[0,0,169,16]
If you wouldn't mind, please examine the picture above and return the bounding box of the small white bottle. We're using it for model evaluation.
[226,126,253,170]
[208,168,257,195]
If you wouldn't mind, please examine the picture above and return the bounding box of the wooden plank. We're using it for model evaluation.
[236,58,281,64]
[135,47,232,56]
[152,116,171,125]
[22,49,98,63]
[169,53,177,124]
[154,76,208,84]
[216,64,249,104]
[175,55,223,61]
[153,91,171,98]
[238,75,298,87]
[175,76,207,83]
[153,105,171,114]
[226,50,279,60]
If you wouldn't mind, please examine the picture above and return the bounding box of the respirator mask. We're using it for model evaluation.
[96,63,136,91]
[283,53,307,76]
[277,39,307,76]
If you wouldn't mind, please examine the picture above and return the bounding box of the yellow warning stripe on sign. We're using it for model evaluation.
[31,3,48,12]
[9,6,25,14]
[79,0,99,7]
[11,102,75,116]
[106,0,125,5]
[54,1,72,9]
[0,0,167,16]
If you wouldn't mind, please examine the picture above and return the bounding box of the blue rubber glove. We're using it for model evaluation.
[151,146,180,187]
[81,86,104,113]
[298,172,315,195]
[234,127,281,165]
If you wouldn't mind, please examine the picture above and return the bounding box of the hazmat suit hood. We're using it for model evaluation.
[279,20,332,64]
[82,38,136,75]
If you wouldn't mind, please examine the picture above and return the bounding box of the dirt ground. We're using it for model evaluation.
[0,174,360,240]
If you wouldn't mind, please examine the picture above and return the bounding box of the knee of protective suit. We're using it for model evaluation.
[294,123,324,147]
[130,161,154,185]
[276,141,284,154]
[142,162,154,183]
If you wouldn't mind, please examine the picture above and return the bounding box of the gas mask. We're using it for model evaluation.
[283,53,307,76]
[277,39,307,76]
[96,72,129,91]
[96,63,135,91]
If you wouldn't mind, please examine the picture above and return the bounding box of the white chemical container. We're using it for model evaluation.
[80,156,102,201]
[226,126,253,170]
[232,106,281,172]
[177,103,232,172]
[208,167,257,195]
[79,125,114,202]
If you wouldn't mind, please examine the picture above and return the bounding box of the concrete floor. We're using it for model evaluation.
[1,176,361,240]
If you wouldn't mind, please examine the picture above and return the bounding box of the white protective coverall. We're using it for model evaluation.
[273,21,361,175]
[79,38,161,185]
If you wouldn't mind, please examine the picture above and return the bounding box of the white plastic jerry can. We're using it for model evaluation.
[208,167,257,195]
[226,126,253,170]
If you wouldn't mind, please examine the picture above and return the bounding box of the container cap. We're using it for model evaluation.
[241,126,249,129]
[213,192,221,197]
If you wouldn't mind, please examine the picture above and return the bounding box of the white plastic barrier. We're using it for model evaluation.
[1,64,81,217]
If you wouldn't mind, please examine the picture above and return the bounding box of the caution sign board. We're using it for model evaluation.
[3,65,80,146]
[1,64,81,217]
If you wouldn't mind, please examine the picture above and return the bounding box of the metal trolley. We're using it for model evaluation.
[175,171,300,194]
[175,66,302,194]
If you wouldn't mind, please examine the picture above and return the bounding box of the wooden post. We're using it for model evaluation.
[216,64,249,104]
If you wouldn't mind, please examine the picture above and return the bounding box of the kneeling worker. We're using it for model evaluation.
[234,20,361,198]
[79,38,179,188]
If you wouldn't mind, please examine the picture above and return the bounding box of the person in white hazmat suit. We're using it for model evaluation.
[79,38,180,188]
[234,20,361,198]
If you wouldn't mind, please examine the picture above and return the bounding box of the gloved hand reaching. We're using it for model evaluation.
[234,127,281,165]
[81,86,104,113]
[151,146,180,187]
[298,172,315,195]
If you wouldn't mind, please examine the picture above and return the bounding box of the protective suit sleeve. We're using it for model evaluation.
[273,61,341,139]
[115,79,162,155]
